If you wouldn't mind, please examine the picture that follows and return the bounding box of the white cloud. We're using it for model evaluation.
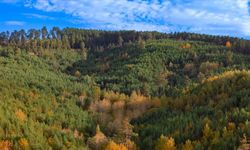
[5,21,25,26]
[23,13,55,20]
[25,0,250,36]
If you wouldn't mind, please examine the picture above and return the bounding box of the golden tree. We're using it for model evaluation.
[105,141,128,150]
[15,109,27,122]
[155,135,177,150]
[18,138,29,150]
[124,139,138,150]
[181,43,191,49]
[74,70,81,77]
[182,140,193,150]
[202,123,213,139]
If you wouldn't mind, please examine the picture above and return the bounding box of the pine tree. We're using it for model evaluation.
[41,26,48,40]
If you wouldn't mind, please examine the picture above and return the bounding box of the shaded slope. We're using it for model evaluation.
[132,70,250,150]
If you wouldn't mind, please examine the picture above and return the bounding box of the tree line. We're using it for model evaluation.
[1,27,250,54]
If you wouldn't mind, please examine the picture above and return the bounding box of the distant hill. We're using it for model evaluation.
[0,28,249,150]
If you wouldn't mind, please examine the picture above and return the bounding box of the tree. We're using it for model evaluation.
[199,61,219,75]
[138,36,145,49]
[155,135,176,150]
[226,41,232,48]
[80,42,86,50]
[74,70,81,78]
[18,138,29,150]
[87,125,108,150]
[62,34,70,49]
[28,29,36,40]
[226,51,233,65]
[118,35,124,47]
[124,140,138,150]
[9,30,19,46]
[182,140,193,150]
[41,26,48,40]
[203,123,212,139]
[51,27,61,40]
[238,134,250,150]
[118,118,133,141]
[0,32,9,46]
[105,141,128,150]
[15,109,26,122]
[183,63,196,76]
[81,49,88,60]
[181,43,191,49]
[0,140,11,150]
[19,29,26,48]
[34,30,40,40]
[92,86,101,101]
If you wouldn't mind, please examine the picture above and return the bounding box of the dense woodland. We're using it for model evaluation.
[1,27,250,54]
[0,27,249,150]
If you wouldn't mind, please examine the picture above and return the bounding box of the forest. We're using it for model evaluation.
[0,27,249,150]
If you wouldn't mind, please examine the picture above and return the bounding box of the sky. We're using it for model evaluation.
[1,0,250,38]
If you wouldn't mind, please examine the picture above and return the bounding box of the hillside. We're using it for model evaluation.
[0,48,94,149]
[132,70,250,149]
[69,39,250,97]
[0,28,249,150]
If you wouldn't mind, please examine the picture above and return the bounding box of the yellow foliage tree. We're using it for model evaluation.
[92,86,101,101]
[124,139,138,150]
[203,123,212,139]
[15,109,27,122]
[18,138,29,150]
[155,135,177,150]
[74,70,81,77]
[227,122,236,131]
[181,43,191,49]
[182,140,193,150]
[105,141,128,150]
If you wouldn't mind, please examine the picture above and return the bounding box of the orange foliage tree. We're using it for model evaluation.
[226,41,232,48]
[0,140,11,150]
[15,109,27,122]
[87,125,108,150]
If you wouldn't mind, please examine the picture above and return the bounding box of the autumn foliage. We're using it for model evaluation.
[105,141,128,150]
[0,140,11,150]
[155,135,176,150]
[181,43,191,49]
[226,41,232,48]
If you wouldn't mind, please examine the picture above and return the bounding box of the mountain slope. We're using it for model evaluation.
[132,70,250,149]
[0,49,94,149]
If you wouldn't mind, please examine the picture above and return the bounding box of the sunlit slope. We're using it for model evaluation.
[0,50,93,149]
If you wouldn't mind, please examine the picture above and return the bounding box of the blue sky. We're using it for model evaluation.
[1,0,250,38]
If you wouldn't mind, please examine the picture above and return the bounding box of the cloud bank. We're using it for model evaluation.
[12,0,250,36]
[5,21,25,26]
